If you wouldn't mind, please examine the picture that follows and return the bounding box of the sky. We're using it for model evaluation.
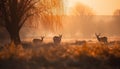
[64,0,120,15]
[22,0,120,40]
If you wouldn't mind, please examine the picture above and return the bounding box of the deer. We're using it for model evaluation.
[95,33,108,44]
[53,34,62,44]
[75,40,86,45]
[33,36,44,44]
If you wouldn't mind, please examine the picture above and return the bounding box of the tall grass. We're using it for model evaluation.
[0,42,120,69]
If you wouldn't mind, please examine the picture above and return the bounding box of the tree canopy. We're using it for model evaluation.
[0,0,64,45]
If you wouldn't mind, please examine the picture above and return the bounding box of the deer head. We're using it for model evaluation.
[95,33,108,43]
[95,33,101,39]
[59,34,62,38]
[53,34,62,44]
[40,36,45,41]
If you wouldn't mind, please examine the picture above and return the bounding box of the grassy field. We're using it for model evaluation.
[0,42,120,69]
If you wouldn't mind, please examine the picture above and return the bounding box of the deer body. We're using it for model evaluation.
[95,33,108,43]
[53,35,62,44]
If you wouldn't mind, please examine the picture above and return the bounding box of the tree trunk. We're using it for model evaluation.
[10,31,21,45]
[7,27,21,46]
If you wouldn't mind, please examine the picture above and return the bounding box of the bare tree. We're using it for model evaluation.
[0,0,40,45]
[0,0,64,45]
[71,3,94,20]
[114,9,120,16]
[70,3,95,37]
[113,9,120,23]
[112,9,120,35]
[113,9,120,24]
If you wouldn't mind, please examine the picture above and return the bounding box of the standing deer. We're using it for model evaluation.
[95,33,108,43]
[53,35,62,44]
[33,36,44,44]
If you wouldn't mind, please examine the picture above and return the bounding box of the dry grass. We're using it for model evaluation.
[0,42,120,69]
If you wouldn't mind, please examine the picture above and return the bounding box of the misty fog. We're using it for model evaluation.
[18,15,120,42]
[0,1,120,42]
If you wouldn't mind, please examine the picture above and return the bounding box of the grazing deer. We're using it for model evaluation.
[53,34,62,44]
[75,40,86,45]
[33,36,44,44]
[95,33,108,43]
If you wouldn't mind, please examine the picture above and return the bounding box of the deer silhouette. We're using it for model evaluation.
[33,36,44,44]
[53,34,62,44]
[75,40,86,45]
[95,33,108,43]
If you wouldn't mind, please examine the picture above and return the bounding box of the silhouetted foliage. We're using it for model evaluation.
[0,0,64,45]
[70,3,95,37]
[36,0,64,32]
[112,9,120,35]
[0,0,40,45]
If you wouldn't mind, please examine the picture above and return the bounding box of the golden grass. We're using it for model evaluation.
[0,42,120,69]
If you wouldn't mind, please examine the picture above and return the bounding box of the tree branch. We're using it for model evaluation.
[18,13,33,30]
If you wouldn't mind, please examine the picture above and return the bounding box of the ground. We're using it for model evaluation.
[0,41,120,69]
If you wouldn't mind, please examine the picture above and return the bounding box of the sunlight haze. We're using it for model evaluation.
[65,0,120,15]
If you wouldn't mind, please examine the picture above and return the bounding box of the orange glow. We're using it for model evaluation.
[65,0,120,15]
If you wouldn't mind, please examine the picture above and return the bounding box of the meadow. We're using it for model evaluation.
[0,41,120,69]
